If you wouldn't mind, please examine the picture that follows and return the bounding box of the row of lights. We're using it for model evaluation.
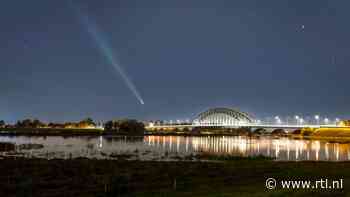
[259,115,340,125]
[160,119,191,125]
[154,116,341,126]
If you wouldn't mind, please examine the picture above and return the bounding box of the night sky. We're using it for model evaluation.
[1,0,350,122]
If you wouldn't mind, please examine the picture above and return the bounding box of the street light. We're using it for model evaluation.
[279,117,283,124]
[315,115,320,125]
[295,116,300,125]
[275,116,281,124]
[300,118,304,125]
[324,118,329,125]
[149,122,155,127]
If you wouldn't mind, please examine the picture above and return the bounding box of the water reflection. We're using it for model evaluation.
[145,136,350,161]
[1,135,350,161]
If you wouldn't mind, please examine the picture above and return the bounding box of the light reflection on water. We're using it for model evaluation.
[0,135,350,161]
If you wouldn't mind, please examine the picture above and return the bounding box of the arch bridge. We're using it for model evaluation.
[193,107,253,126]
[147,107,340,130]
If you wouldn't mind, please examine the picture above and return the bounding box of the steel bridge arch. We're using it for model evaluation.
[193,107,253,126]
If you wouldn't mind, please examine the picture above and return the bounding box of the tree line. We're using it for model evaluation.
[0,118,145,134]
[104,119,144,134]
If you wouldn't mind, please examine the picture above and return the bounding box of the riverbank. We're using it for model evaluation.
[0,128,145,136]
[312,128,350,138]
[0,128,104,136]
[0,157,348,197]
[0,127,279,137]
[3,127,350,143]
[289,127,350,142]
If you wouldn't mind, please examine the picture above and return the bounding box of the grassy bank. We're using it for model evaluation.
[0,158,348,197]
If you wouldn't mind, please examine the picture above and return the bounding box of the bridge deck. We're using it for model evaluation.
[147,124,346,130]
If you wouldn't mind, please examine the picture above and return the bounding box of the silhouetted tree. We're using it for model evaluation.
[15,119,45,128]
[119,119,144,133]
[78,118,96,128]
[84,118,95,125]
[104,120,113,131]
[0,120,5,128]
[104,119,144,134]
[15,121,22,128]
[32,119,45,128]
[22,119,32,128]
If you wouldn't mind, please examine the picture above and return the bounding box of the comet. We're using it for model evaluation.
[70,3,144,105]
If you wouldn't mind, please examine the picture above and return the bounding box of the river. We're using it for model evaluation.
[0,135,349,161]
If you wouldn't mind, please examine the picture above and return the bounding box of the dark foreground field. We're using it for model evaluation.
[0,158,349,197]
